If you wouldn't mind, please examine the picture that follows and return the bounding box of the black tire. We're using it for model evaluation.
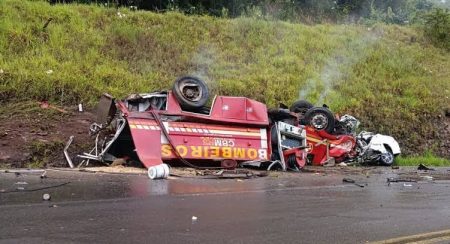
[172,76,209,111]
[379,146,394,166]
[289,100,314,115]
[304,107,335,134]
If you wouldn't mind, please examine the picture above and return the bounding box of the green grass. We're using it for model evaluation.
[396,151,450,166]
[27,139,65,168]
[0,0,449,157]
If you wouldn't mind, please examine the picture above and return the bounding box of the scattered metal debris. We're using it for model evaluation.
[64,135,74,168]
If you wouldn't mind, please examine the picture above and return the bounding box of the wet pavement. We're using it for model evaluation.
[1,167,450,243]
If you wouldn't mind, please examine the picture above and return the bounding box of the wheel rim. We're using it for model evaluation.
[311,113,328,130]
[381,152,393,164]
[179,80,202,102]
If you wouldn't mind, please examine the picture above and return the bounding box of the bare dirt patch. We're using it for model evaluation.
[0,101,94,168]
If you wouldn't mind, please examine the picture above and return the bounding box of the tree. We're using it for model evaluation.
[424,8,450,50]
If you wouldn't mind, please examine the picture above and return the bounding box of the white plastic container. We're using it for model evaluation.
[148,164,170,180]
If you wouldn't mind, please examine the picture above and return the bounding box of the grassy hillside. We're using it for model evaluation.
[1,0,449,157]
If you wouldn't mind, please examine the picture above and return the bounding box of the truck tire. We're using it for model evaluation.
[173,76,209,111]
[304,107,335,134]
[289,100,313,115]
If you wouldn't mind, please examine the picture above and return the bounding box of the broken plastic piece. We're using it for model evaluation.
[148,164,170,180]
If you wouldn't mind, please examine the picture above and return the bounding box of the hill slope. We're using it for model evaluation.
[0,0,449,157]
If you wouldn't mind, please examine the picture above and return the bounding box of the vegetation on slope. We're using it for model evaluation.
[0,0,449,157]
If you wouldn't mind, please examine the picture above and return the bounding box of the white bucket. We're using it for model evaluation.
[148,164,170,180]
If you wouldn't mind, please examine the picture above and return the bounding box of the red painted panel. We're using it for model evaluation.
[127,118,163,168]
[166,91,182,113]
[246,99,268,122]
[220,97,246,120]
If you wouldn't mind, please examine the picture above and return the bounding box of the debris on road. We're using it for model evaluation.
[196,169,269,179]
[417,163,435,171]
[420,175,434,181]
[342,178,366,188]
[387,177,417,183]
[43,193,51,201]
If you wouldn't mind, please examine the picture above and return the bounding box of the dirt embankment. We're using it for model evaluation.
[432,116,450,158]
[0,102,94,168]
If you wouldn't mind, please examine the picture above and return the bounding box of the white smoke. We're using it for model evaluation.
[299,29,382,106]
[189,44,217,90]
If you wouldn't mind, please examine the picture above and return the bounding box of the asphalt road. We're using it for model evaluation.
[1,167,450,243]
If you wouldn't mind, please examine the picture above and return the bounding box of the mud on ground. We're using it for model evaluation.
[0,101,94,168]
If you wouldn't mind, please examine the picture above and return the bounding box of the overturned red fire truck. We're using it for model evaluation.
[77,76,309,178]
